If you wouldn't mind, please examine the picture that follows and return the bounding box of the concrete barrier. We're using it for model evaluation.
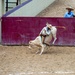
[4,0,55,17]
[2,17,75,46]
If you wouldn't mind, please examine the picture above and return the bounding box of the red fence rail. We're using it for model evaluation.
[2,17,75,46]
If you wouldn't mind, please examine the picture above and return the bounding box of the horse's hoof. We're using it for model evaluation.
[36,52,39,54]
[28,46,31,49]
[39,53,42,55]
[52,42,54,45]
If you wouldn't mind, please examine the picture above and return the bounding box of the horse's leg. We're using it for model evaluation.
[36,48,40,54]
[52,38,57,44]
[39,45,46,55]
[28,41,32,49]
[28,42,35,49]
[52,33,57,44]
[28,45,32,49]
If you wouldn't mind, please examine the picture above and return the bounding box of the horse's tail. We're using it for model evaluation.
[55,26,66,29]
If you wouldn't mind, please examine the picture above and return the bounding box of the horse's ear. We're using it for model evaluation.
[46,22,49,24]
[46,22,49,25]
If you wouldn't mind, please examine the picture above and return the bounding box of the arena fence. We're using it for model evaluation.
[2,17,75,46]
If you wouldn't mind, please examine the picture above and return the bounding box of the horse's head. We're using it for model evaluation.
[46,22,52,29]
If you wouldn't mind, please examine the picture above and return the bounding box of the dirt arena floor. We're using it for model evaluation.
[1,0,75,75]
[0,45,75,75]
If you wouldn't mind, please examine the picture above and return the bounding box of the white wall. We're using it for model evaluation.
[0,1,2,17]
[8,0,55,17]
[0,0,3,43]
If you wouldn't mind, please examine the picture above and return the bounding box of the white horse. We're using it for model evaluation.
[29,23,57,55]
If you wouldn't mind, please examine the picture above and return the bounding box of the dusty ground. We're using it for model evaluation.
[0,45,75,75]
[1,0,75,75]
